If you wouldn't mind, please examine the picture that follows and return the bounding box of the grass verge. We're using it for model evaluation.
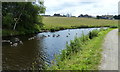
[47,28,114,70]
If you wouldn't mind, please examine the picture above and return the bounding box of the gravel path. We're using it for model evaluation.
[99,29,118,70]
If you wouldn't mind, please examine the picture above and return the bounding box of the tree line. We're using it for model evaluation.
[96,15,120,20]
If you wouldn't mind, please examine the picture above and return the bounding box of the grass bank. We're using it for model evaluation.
[47,28,114,70]
[43,17,118,31]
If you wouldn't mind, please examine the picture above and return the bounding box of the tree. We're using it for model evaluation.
[96,15,101,19]
[80,14,84,17]
[2,2,46,33]
[113,15,120,20]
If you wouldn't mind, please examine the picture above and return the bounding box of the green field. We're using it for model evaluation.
[43,17,118,30]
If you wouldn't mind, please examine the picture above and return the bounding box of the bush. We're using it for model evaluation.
[88,29,99,39]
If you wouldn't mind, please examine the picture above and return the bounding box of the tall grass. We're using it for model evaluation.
[59,29,100,61]
[48,28,113,70]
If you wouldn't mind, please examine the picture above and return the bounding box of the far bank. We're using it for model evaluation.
[2,17,118,37]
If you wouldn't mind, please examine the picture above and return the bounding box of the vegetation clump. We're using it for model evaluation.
[89,29,99,39]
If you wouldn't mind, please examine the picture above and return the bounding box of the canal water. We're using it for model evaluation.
[2,28,103,70]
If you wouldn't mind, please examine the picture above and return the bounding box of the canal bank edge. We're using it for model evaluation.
[47,28,115,70]
[2,26,117,37]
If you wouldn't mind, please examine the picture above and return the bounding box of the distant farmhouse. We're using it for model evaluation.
[96,15,114,20]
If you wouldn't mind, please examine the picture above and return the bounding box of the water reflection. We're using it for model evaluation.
[2,28,102,70]
[3,37,46,70]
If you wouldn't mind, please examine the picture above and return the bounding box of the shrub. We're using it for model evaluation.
[88,29,99,39]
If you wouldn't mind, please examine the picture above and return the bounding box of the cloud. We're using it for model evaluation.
[44,0,119,16]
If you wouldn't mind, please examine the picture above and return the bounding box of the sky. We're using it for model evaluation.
[43,0,119,16]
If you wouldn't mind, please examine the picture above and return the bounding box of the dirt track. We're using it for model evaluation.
[99,29,118,70]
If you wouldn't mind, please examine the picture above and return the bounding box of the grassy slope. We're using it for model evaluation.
[43,17,118,29]
[48,28,114,70]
